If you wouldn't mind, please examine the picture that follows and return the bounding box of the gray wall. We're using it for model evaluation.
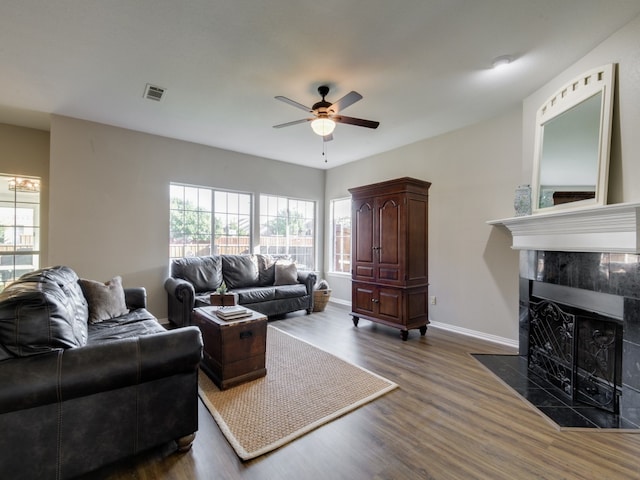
[325,108,522,343]
[48,115,325,318]
[324,13,640,344]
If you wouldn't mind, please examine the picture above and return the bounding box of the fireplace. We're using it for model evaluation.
[486,204,640,427]
[520,251,640,427]
[527,282,623,413]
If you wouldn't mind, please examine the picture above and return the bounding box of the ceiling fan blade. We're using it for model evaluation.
[323,133,333,142]
[333,115,380,129]
[273,118,312,128]
[329,91,362,113]
[275,96,313,112]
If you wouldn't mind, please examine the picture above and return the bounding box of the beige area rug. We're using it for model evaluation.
[198,326,398,460]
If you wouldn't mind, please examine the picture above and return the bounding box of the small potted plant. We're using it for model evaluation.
[210,281,238,306]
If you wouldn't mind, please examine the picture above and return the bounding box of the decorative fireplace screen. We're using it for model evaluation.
[528,298,622,413]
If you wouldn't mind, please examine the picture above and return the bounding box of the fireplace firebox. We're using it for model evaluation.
[528,296,622,413]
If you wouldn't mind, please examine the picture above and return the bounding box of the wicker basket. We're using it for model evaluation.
[313,289,332,312]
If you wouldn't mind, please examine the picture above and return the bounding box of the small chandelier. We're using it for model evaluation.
[8,177,40,193]
[310,117,336,137]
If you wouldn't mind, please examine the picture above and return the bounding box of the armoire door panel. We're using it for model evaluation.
[378,289,402,323]
[378,197,400,266]
[378,268,400,281]
[355,266,374,278]
[353,284,376,314]
[354,202,374,264]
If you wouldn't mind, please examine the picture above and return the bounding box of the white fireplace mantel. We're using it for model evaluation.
[487,202,640,253]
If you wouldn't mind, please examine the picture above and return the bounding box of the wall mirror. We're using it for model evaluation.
[531,64,615,214]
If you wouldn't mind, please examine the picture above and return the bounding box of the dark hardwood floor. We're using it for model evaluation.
[81,304,640,480]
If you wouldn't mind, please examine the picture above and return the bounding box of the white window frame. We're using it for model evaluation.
[259,194,316,270]
[0,174,41,291]
[329,197,351,275]
[170,183,253,259]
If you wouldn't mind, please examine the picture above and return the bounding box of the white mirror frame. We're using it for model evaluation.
[531,64,615,214]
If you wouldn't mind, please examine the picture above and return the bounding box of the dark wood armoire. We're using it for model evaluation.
[348,177,431,341]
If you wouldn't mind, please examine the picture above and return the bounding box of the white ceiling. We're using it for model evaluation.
[1,1,640,169]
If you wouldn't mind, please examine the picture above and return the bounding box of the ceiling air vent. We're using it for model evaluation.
[143,83,166,102]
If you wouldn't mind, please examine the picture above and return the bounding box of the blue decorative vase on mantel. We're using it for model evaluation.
[514,185,531,216]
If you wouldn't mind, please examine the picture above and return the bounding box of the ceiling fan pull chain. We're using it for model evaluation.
[322,137,328,163]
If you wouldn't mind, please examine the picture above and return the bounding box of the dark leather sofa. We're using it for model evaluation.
[165,254,317,327]
[0,266,203,480]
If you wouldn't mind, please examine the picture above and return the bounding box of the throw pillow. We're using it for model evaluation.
[79,276,129,323]
[257,254,276,286]
[274,262,298,286]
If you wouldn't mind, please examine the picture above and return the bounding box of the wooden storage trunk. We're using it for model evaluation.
[194,307,267,390]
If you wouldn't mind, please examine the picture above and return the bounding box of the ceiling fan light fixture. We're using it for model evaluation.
[492,55,513,69]
[311,117,336,136]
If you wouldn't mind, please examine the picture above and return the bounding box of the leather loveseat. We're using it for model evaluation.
[165,254,317,327]
[0,266,203,480]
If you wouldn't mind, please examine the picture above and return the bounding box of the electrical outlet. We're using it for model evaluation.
[430,296,437,305]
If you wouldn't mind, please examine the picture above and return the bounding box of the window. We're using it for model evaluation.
[330,198,351,274]
[0,174,40,291]
[170,184,252,259]
[259,195,315,269]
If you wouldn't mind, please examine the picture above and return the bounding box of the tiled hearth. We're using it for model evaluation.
[516,250,640,429]
[474,354,638,429]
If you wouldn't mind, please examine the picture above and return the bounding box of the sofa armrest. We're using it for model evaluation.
[164,277,197,327]
[297,271,317,295]
[0,327,203,414]
[164,277,196,305]
[124,287,147,310]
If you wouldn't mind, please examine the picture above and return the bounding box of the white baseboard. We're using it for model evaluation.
[429,321,518,349]
[328,297,351,307]
[327,299,518,349]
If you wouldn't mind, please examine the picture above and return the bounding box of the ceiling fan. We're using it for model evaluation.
[273,85,380,141]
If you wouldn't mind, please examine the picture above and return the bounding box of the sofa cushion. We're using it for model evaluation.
[194,292,214,308]
[222,255,259,289]
[87,309,165,343]
[79,276,129,324]
[172,256,222,293]
[0,344,12,362]
[0,268,89,357]
[274,261,298,285]
[274,284,307,299]
[234,286,276,304]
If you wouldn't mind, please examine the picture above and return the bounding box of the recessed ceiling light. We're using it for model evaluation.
[492,55,513,69]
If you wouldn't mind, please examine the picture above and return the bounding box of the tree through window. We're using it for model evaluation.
[170,184,252,259]
[259,195,315,269]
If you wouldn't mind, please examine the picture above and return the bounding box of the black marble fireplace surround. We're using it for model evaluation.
[478,250,640,430]
[519,251,640,429]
